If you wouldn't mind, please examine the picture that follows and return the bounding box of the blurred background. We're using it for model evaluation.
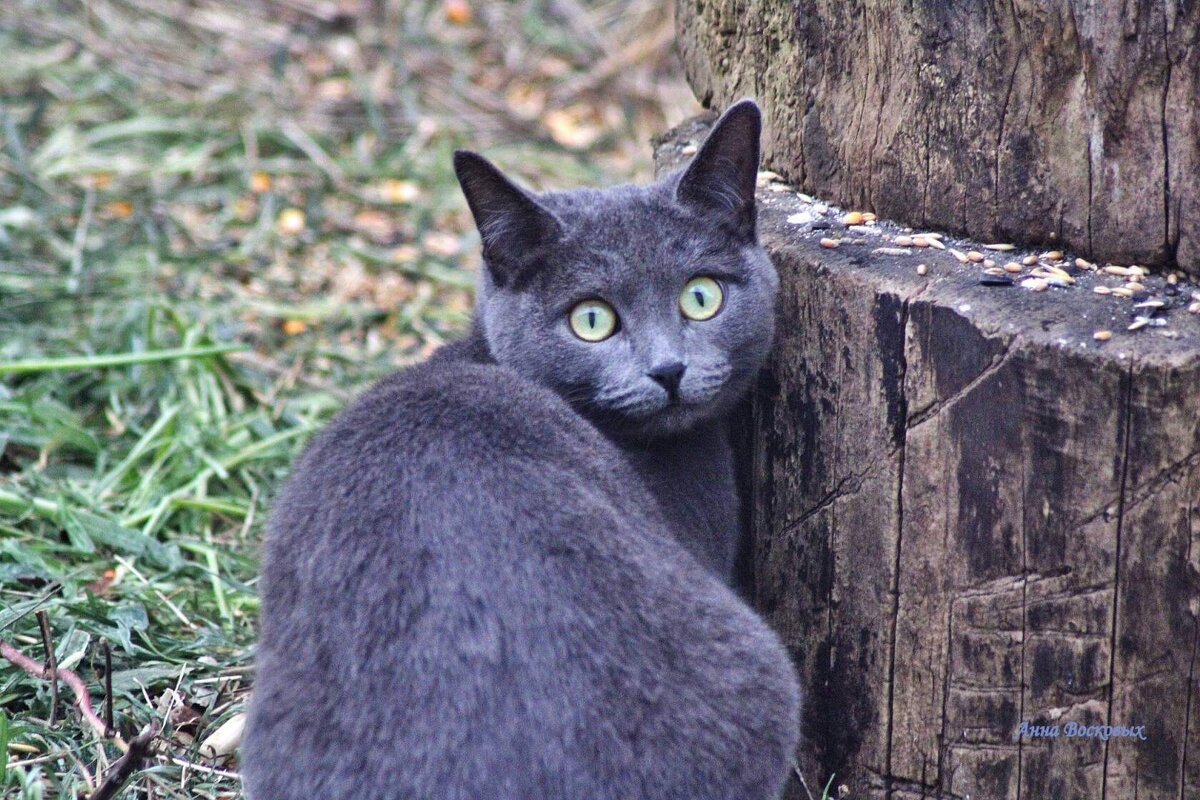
[0,1,699,797]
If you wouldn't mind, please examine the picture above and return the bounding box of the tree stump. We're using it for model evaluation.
[675,1,1200,278]
[655,116,1200,799]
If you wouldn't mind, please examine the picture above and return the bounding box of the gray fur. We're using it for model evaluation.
[242,100,800,800]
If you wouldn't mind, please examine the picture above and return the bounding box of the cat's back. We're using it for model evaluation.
[243,351,799,800]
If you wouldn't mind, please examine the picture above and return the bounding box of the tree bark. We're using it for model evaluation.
[675,0,1200,278]
[655,116,1200,799]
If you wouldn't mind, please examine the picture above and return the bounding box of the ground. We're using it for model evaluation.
[0,2,697,797]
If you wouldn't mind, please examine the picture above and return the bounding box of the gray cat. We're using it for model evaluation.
[242,100,801,800]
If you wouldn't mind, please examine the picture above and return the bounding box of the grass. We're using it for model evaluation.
[0,1,697,797]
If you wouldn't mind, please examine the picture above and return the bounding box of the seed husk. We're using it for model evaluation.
[1021,255,1038,266]
[1043,265,1076,283]
[950,248,970,263]
[1111,287,1135,297]
[984,266,1007,276]
[756,170,783,187]
[925,237,946,250]
[873,247,912,256]
[1128,317,1150,331]
[820,237,840,248]
[1093,285,1113,295]
[1103,265,1133,276]
[919,232,945,240]
[1125,281,1145,292]
[983,258,997,268]
[967,250,985,262]
[1093,330,1112,341]
[863,212,877,222]
[893,235,914,246]
[842,211,867,225]
[984,243,1016,251]
[1133,299,1165,310]
[1021,277,1049,291]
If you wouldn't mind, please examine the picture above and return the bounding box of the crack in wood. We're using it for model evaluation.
[906,337,1016,430]
[1100,357,1135,800]
[884,293,912,800]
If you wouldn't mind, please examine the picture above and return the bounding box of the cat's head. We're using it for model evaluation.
[453,100,778,439]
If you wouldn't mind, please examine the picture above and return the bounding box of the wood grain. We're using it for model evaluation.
[656,115,1200,799]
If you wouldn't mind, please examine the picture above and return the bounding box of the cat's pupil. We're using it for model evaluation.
[693,289,706,306]
[587,310,596,328]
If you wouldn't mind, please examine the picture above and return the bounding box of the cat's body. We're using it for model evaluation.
[242,101,801,800]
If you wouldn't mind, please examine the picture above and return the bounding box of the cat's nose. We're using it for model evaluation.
[647,361,686,393]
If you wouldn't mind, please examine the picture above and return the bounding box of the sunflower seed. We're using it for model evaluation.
[893,235,914,246]
[983,258,997,268]
[1022,255,1038,266]
[1093,286,1113,295]
[917,263,928,276]
[967,250,985,262]
[843,211,867,225]
[1093,330,1112,341]
[911,236,930,247]
[1075,257,1094,269]
[1103,265,1134,276]
[820,237,840,248]
[1042,250,1064,260]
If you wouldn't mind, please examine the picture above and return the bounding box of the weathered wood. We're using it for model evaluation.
[675,1,1200,278]
[656,116,1200,800]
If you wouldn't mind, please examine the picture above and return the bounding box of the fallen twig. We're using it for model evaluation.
[36,610,58,726]
[88,724,157,800]
[0,638,125,750]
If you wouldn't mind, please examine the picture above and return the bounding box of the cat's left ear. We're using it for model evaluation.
[454,150,564,286]
[674,99,761,239]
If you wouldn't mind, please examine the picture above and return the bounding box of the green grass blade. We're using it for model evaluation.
[0,345,247,375]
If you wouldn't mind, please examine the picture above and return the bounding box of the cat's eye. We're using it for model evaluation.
[569,299,618,342]
[679,276,724,321]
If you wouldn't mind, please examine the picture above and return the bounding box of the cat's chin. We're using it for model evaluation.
[588,399,723,440]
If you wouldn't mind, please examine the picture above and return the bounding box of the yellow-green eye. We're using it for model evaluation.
[569,300,618,342]
[680,276,723,321]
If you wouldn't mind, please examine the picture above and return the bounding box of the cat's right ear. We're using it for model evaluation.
[453,150,563,285]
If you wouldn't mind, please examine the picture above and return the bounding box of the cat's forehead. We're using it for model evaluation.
[538,183,727,270]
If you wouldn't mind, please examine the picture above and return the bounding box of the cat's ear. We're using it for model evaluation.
[453,150,563,284]
[674,99,761,238]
